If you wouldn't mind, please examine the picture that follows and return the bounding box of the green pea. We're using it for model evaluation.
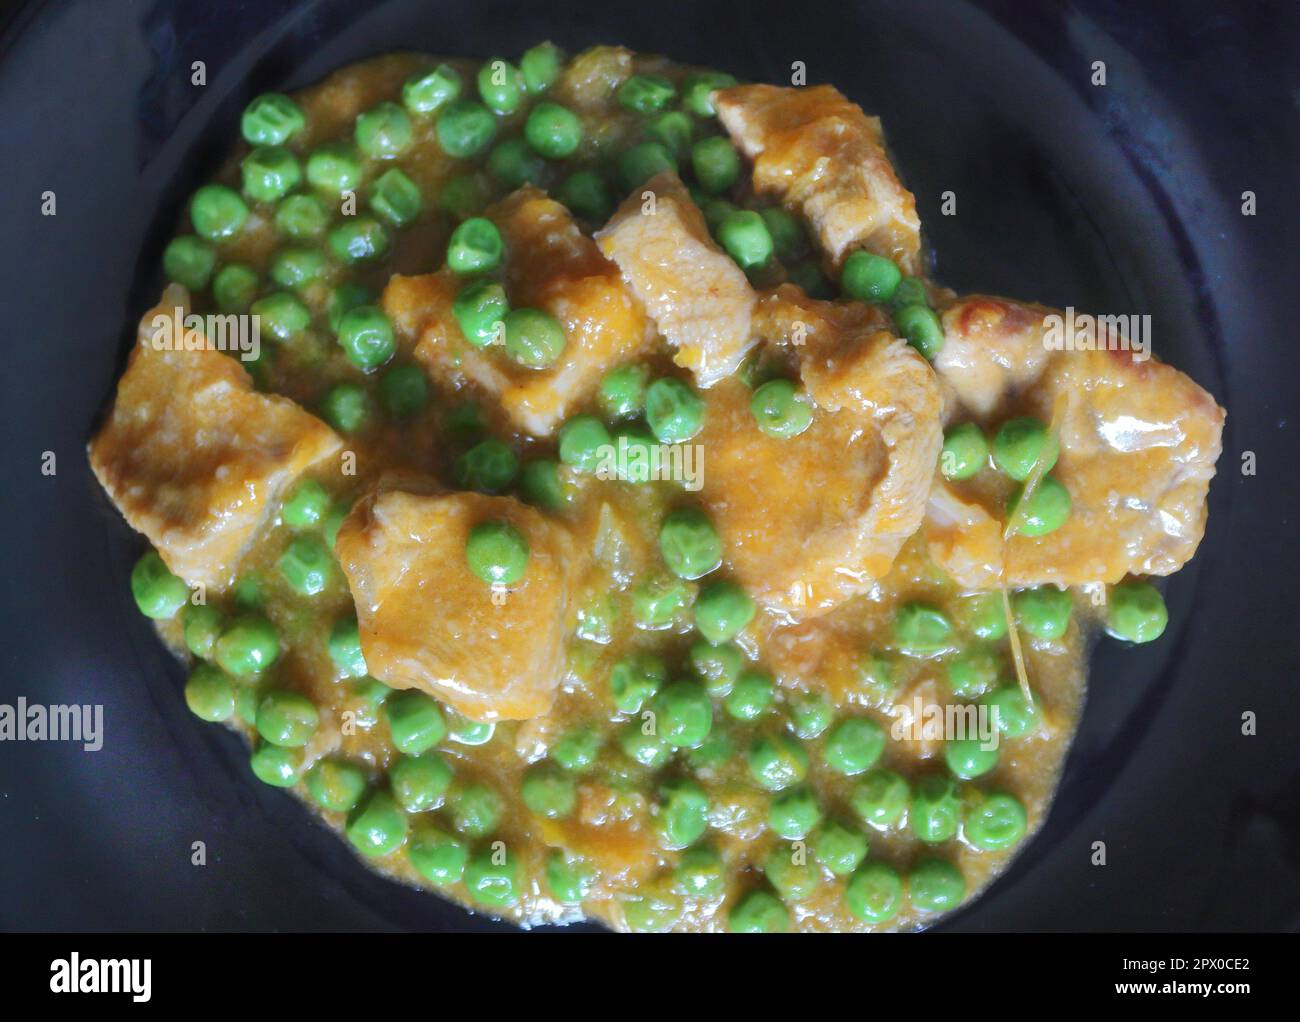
[232,575,264,610]
[841,250,901,303]
[619,141,677,191]
[696,580,756,644]
[618,720,672,769]
[214,615,279,676]
[654,681,713,748]
[256,689,319,748]
[445,710,494,746]
[853,652,896,703]
[964,791,1027,851]
[639,112,688,162]
[437,98,497,157]
[957,592,1008,641]
[477,58,524,114]
[355,100,412,158]
[282,480,329,530]
[911,774,961,843]
[323,285,373,335]
[519,458,571,511]
[524,101,583,159]
[686,730,734,770]
[546,849,596,903]
[464,520,529,586]
[811,820,869,876]
[941,423,989,480]
[1107,580,1168,643]
[504,307,567,368]
[278,535,334,596]
[346,790,408,857]
[328,216,390,263]
[823,717,886,776]
[190,184,248,241]
[241,92,304,146]
[368,167,423,227]
[787,259,833,299]
[945,647,1000,699]
[645,377,705,443]
[747,734,808,791]
[655,777,710,848]
[681,71,737,117]
[455,439,519,494]
[408,826,467,886]
[521,41,564,92]
[691,136,740,194]
[674,845,725,898]
[274,194,330,241]
[449,782,503,838]
[487,136,547,188]
[306,141,363,193]
[557,414,613,474]
[992,416,1059,481]
[439,172,493,220]
[269,246,327,290]
[631,573,692,630]
[658,508,723,581]
[724,669,773,721]
[241,145,301,203]
[378,365,429,419]
[689,640,742,697]
[327,616,367,678]
[750,378,813,439]
[894,303,945,359]
[181,603,222,659]
[384,691,447,755]
[249,742,303,787]
[945,737,999,780]
[717,209,773,270]
[908,858,966,914]
[251,291,310,342]
[391,753,453,812]
[130,551,188,619]
[323,497,354,547]
[1011,585,1072,640]
[846,861,903,923]
[610,652,667,714]
[306,759,368,813]
[184,664,236,722]
[598,363,649,420]
[618,73,676,113]
[622,890,683,932]
[851,769,911,830]
[521,764,577,818]
[728,889,788,933]
[891,277,928,308]
[764,843,820,901]
[982,685,1039,739]
[556,170,612,222]
[768,785,822,840]
[551,726,601,772]
[452,279,509,347]
[894,602,954,657]
[162,236,216,290]
[402,61,462,114]
[759,207,806,261]
[236,683,262,727]
[1007,475,1072,537]
[788,691,834,739]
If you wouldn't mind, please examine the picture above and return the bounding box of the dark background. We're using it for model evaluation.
[1,0,1296,931]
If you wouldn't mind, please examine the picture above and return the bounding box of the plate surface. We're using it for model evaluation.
[1,0,1297,931]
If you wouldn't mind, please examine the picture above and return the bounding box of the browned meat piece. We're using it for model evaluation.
[89,287,341,591]
[696,286,942,616]
[596,170,757,387]
[925,295,1226,588]
[383,186,653,437]
[715,84,922,273]
[333,480,579,722]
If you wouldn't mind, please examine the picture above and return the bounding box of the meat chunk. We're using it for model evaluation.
[697,286,942,617]
[384,186,652,437]
[89,287,341,590]
[333,481,578,721]
[924,295,1226,588]
[715,84,921,273]
[596,171,756,387]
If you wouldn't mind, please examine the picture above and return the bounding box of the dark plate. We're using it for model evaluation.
[1,0,1297,932]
